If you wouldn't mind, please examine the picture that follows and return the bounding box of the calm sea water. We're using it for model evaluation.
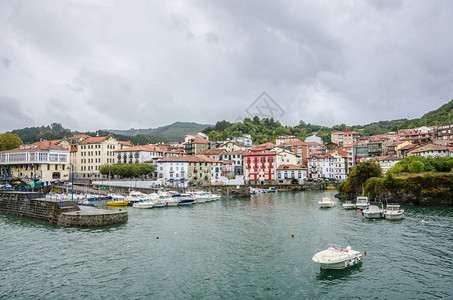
[1,191,452,299]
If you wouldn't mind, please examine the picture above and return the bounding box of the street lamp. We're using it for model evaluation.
[67,164,74,201]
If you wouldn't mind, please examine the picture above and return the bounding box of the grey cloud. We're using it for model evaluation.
[1,0,452,132]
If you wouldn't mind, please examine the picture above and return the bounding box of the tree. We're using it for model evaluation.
[0,133,23,151]
[339,162,382,195]
[409,161,424,173]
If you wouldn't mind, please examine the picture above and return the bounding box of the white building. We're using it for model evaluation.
[307,155,334,179]
[273,147,301,165]
[184,132,209,143]
[275,135,299,146]
[276,164,307,184]
[115,144,175,164]
[326,149,348,181]
[0,140,70,182]
[232,135,253,146]
[410,145,453,158]
[157,156,189,188]
[221,150,249,176]
[305,134,323,144]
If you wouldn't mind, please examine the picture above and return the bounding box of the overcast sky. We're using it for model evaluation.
[1,0,453,133]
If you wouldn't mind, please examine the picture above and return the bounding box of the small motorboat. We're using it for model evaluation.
[362,205,383,219]
[312,245,363,270]
[318,197,336,208]
[342,200,356,210]
[355,196,370,209]
[132,199,154,209]
[383,204,405,220]
[107,196,130,206]
[326,185,335,190]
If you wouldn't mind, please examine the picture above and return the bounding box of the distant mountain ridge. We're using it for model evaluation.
[106,122,211,142]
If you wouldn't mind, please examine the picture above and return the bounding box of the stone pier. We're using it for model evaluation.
[0,191,127,227]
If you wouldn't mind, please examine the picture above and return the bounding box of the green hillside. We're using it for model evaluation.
[107,122,211,141]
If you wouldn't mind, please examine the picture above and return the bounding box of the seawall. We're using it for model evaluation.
[0,191,128,227]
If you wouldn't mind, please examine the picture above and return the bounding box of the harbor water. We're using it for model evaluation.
[1,191,452,299]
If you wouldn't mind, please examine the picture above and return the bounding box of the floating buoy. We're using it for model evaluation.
[156,237,159,239]
[421,220,425,223]
[175,232,178,235]
[40,285,43,288]
[291,234,294,238]
[126,245,130,248]
[364,250,367,256]
[373,219,375,221]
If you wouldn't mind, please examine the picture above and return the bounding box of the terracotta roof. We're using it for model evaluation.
[223,160,234,164]
[412,145,453,153]
[223,150,250,155]
[69,134,89,139]
[280,140,309,146]
[3,140,68,152]
[119,141,133,146]
[80,136,108,144]
[244,150,277,156]
[198,148,225,155]
[188,137,209,144]
[367,155,402,161]
[197,155,222,163]
[326,149,348,157]
[115,144,166,152]
[277,164,306,170]
[158,155,190,162]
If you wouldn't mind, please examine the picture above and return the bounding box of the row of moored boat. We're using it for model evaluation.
[107,191,221,208]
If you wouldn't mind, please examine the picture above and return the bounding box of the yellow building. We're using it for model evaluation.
[70,135,132,179]
[331,129,360,147]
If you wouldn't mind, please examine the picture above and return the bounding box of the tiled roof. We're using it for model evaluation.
[119,141,133,146]
[244,150,277,156]
[80,136,108,144]
[222,150,250,155]
[223,160,234,164]
[280,140,309,146]
[3,140,68,152]
[69,134,89,139]
[188,137,209,144]
[115,144,166,152]
[198,148,225,155]
[197,155,222,163]
[277,164,306,170]
[326,149,348,157]
[412,145,453,153]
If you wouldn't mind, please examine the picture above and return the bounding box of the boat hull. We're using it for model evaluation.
[363,212,383,219]
[342,204,356,209]
[312,247,363,270]
[107,201,130,206]
[384,212,404,220]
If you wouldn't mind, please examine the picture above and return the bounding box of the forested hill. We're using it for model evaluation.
[9,123,171,145]
[203,99,453,144]
[107,122,211,141]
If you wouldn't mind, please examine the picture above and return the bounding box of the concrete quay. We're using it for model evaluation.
[0,191,127,227]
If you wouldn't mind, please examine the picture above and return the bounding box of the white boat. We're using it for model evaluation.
[384,204,405,220]
[125,191,150,203]
[190,191,208,203]
[342,200,356,209]
[132,199,154,209]
[318,197,336,208]
[312,245,363,270]
[355,196,370,209]
[362,205,383,219]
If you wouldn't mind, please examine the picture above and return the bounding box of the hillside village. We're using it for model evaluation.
[1,123,452,188]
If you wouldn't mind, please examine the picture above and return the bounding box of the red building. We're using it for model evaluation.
[243,149,282,185]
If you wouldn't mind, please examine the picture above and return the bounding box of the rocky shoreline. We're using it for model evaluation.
[335,191,453,206]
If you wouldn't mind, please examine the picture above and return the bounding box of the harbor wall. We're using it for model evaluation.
[0,191,128,227]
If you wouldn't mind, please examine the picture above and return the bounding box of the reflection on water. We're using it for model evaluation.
[1,190,452,299]
[316,263,363,281]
